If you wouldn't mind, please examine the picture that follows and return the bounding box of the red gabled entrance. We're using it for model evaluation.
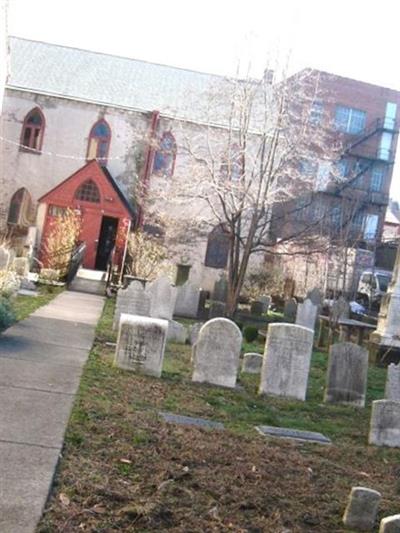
[38,160,135,270]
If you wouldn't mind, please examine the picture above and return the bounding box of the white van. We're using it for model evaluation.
[357,269,392,307]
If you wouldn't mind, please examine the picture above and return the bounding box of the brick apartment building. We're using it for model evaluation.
[1,38,399,294]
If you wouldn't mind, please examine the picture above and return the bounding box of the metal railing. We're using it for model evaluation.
[65,242,87,286]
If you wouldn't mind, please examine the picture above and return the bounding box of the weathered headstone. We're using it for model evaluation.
[213,275,228,302]
[283,298,297,322]
[385,363,400,401]
[331,296,350,322]
[259,323,313,401]
[209,301,225,318]
[115,314,168,378]
[307,287,323,306]
[192,318,242,388]
[148,276,177,320]
[324,342,368,407]
[380,514,400,532]
[250,301,264,316]
[0,247,10,269]
[242,352,263,373]
[256,425,331,445]
[113,281,151,330]
[342,486,381,531]
[167,320,188,344]
[13,257,29,277]
[258,295,271,313]
[174,281,200,318]
[369,400,400,447]
[296,298,318,330]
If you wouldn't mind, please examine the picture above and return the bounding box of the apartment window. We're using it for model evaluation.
[309,101,324,125]
[87,120,111,162]
[364,214,379,240]
[352,211,364,231]
[371,165,386,192]
[153,131,177,177]
[330,205,342,229]
[20,108,45,152]
[335,105,366,134]
[75,180,100,203]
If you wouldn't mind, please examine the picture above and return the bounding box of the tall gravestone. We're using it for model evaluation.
[331,296,350,322]
[283,298,297,323]
[307,287,323,307]
[324,342,368,407]
[0,247,10,269]
[259,323,314,401]
[213,275,228,303]
[385,363,400,401]
[149,276,177,320]
[369,400,400,447]
[296,298,318,330]
[192,318,242,388]
[113,281,151,330]
[209,301,225,318]
[174,281,200,318]
[258,295,271,314]
[115,314,168,378]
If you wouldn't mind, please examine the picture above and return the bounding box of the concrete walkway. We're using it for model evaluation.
[0,291,104,533]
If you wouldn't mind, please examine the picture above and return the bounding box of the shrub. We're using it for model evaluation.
[243,325,258,343]
[0,297,15,330]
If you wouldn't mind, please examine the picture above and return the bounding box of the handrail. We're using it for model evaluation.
[65,242,87,286]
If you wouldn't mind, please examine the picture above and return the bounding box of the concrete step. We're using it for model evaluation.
[76,268,107,281]
[68,277,106,295]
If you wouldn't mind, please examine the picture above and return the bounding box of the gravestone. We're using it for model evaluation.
[283,298,297,322]
[385,363,400,401]
[380,515,400,532]
[342,487,381,531]
[113,281,151,330]
[331,296,350,322]
[296,298,318,330]
[115,314,168,378]
[174,281,200,318]
[148,276,177,320]
[192,318,242,388]
[159,412,224,430]
[256,425,331,445]
[0,247,10,269]
[167,320,188,344]
[369,400,400,447]
[258,295,271,313]
[324,342,368,407]
[259,323,313,401]
[209,301,225,318]
[250,301,264,316]
[307,287,323,306]
[13,257,29,277]
[242,352,263,373]
[213,275,228,302]
[189,322,203,346]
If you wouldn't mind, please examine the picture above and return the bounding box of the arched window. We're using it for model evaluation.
[75,180,100,203]
[20,108,45,152]
[7,188,34,226]
[153,131,177,177]
[205,224,230,268]
[87,120,111,162]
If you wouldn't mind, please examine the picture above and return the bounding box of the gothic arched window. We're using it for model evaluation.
[87,120,111,162]
[153,131,177,177]
[75,180,101,203]
[7,188,34,227]
[205,224,230,268]
[21,108,45,152]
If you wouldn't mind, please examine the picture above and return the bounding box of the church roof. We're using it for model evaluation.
[7,37,235,126]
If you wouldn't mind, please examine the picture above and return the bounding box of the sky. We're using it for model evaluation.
[6,0,400,200]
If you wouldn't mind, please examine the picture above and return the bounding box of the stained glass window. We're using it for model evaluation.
[87,120,111,162]
[153,132,176,177]
[75,180,100,203]
[21,108,44,151]
[205,225,230,269]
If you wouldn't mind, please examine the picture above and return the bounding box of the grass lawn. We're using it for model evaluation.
[10,285,64,322]
[38,299,400,532]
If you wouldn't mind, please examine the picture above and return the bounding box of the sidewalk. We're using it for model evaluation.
[0,290,104,533]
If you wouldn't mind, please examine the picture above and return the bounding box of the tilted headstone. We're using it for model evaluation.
[283,298,297,322]
[385,363,400,401]
[324,342,368,407]
[258,295,271,313]
[209,301,225,318]
[242,352,263,374]
[213,275,228,302]
[167,320,188,344]
[192,318,242,388]
[307,287,323,306]
[174,281,200,318]
[250,301,264,316]
[115,314,168,378]
[342,486,381,531]
[380,514,400,532]
[0,247,10,269]
[331,296,350,322]
[369,400,400,448]
[113,281,151,330]
[259,323,313,401]
[148,276,177,320]
[296,299,318,330]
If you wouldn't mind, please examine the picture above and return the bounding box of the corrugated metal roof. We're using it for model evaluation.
[7,37,234,125]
